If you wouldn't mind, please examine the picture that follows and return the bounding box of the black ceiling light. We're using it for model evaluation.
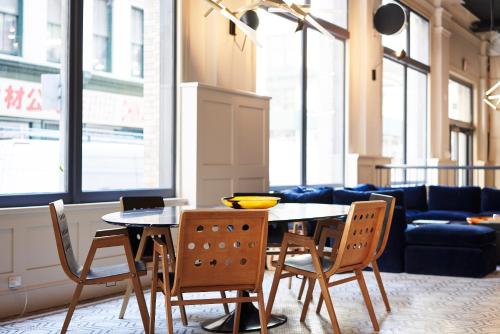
[230,10,259,36]
[373,2,407,35]
[240,10,260,30]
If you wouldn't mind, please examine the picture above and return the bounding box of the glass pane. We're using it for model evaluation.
[47,0,62,24]
[448,79,472,123]
[382,58,405,165]
[0,12,18,55]
[256,11,302,186]
[458,132,468,185]
[406,69,427,182]
[306,28,344,185]
[0,0,18,15]
[131,8,143,77]
[310,0,347,29]
[409,12,429,65]
[0,0,66,195]
[381,1,407,53]
[450,131,458,161]
[82,0,174,191]
[47,0,62,63]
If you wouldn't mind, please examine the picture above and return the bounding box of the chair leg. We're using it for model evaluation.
[317,276,341,334]
[316,294,324,314]
[61,283,84,334]
[131,275,150,333]
[118,281,133,319]
[300,277,316,322]
[355,269,380,332]
[316,275,331,314]
[149,278,158,334]
[233,291,242,334]
[265,264,283,321]
[372,260,391,312]
[257,291,268,334]
[297,276,307,300]
[177,293,188,325]
[165,293,174,334]
[220,291,230,314]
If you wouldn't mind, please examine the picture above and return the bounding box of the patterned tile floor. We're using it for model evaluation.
[1,269,500,334]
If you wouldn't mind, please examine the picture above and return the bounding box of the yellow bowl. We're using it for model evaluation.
[221,196,281,209]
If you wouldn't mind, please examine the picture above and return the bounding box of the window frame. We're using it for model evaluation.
[448,76,474,184]
[265,9,349,190]
[0,0,177,208]
[382,1,430,183]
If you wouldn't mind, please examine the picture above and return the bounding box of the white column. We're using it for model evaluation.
[346,0,389,186]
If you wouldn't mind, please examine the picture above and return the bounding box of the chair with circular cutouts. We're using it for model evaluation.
[149,209,269,334]
[266,200,387,334]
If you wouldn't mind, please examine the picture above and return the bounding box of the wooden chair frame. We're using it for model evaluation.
[49,201,149,334]
[266,201,387,334]
[117,197,229,321]
[315,193,396,313]
[149,210,269,334]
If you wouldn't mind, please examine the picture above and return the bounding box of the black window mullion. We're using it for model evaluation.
[403,66,408,183]
[68,0,83,203]
[301,27,307,186]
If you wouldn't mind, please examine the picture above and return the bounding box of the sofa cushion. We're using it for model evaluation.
[345,183,378,191]
[281,186,333,204]
[332,189,370,205]
[428,186,481,213]
[398,185,427,211]
[405,224,496,247]
[481,187,500,212]
[408,210,476,221]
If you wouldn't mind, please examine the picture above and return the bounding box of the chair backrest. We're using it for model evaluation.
[49,200,80,282]
[232,192,287,246]
[327,200,386,274]
[120,196,165,257]
[120,196,165,211]
[172,210,268,294]
[368,193,395,258]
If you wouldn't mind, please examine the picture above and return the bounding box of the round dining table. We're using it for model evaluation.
[102,203,349,333]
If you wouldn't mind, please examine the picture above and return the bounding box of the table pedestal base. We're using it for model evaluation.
[202,301,286,333]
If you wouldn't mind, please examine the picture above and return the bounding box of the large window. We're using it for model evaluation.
[257,3,347,187]
[449,78,473,185]
[382,1,429,184]
[0,0,176,207]
[0,0,20,55]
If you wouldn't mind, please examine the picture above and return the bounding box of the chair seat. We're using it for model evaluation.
[284,254,333,273]
[78,260,147,280]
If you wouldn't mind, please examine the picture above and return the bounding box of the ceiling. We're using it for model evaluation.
[463,0,500,32]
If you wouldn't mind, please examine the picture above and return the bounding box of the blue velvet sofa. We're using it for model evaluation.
[278,185,499,278]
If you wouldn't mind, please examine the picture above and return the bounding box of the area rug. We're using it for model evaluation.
[1,270,500,333]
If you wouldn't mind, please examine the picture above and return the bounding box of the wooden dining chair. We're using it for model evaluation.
[266,201,387,334]
[315,193,396,313]
[49,200,149,334]
[149,209,269,334]
[118,196,230,321]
